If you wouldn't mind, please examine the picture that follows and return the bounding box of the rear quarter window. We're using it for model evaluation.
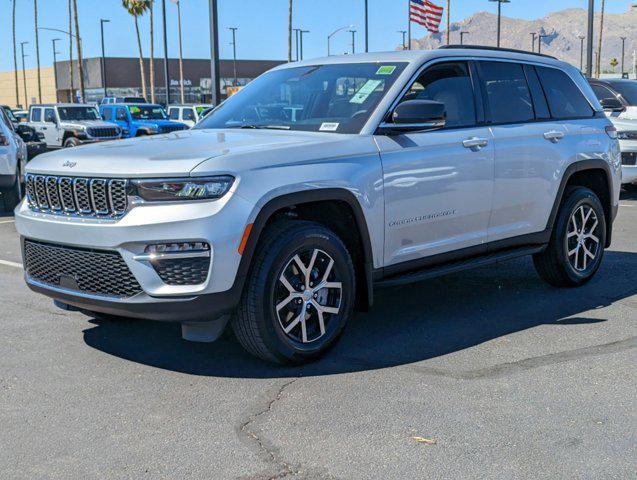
[536,67,594,119]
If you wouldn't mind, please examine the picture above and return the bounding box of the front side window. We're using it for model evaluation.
[536,67,594,119]
[116,108,128,121]
[401,62,476,129]
[183,109,195,121]
[129,105,167,120]
[57,107,100,121]
[196,62,407,134]
[102,108,113,121]
[44,108,56,123]
[477,61,534,124]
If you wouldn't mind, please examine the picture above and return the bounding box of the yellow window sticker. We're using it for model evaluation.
[349,79,382,104]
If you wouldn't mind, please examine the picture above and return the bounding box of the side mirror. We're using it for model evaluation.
[600,97,625,113]
[379,100,446,134]
[16,124,35,141]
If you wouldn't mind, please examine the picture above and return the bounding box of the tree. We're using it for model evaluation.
[72,0,85,102]
[68,0,74,102]
[287,0,293,62]
[610,58,619,72]
[169,0,185,104]
[595,0,605,78]
[122,0,148,101]
[34,0,42,103]
[11,0,19,107]
[149,0,155,103]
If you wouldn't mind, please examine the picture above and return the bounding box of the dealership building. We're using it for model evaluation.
[1,57,285,108]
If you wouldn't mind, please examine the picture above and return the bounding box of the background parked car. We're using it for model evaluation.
[12,110,28,123]
[167,104,213,128]
[0,108,27,211]
[101,96,147,105]
[100,103,188,137]
[27,104,122,148]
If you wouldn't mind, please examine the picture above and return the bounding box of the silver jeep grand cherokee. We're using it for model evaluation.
[16,47,622,364]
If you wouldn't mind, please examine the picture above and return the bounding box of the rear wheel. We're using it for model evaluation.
[232,220,356,364]
[533,187,606,287]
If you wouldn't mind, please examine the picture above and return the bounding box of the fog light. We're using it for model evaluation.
[134,242,211,262]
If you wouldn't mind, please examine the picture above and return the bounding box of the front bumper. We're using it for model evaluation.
[619,139,637,185]
[15,192,254,322]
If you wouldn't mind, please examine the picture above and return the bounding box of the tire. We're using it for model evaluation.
[232,220,356,364]
[1,170,22,212]
[63,137,79,148]
[533,187,606,288]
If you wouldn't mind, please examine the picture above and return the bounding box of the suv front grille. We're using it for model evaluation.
[621,152,637,166]
[87,126,120,139]
[23,240,142,298]
[25,174,128,218]
[161,124,187,134]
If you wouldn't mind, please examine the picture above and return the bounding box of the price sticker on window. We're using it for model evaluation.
[349,79,383,104]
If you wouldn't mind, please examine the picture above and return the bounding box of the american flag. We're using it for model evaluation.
[410,0,444,33]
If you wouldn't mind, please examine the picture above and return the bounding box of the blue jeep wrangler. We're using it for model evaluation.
[99,103,188,138]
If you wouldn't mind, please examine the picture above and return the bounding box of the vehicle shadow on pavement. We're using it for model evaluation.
[82,250,637,378]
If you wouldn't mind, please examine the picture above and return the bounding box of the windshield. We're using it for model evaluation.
[2,107,17,122]
[58,106,100,121]
[609,81,637,105]
[196,62,407,134]
[129,105,167,120]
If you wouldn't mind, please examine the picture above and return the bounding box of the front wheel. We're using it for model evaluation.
[232,221,356,364]
[63,137,80,148]
[533,187,606,287]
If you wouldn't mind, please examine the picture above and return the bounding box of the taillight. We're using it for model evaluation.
[605,125,618,139]
[0,134,8,146]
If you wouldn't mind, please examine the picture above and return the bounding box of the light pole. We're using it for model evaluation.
[585,0,594,77]
[52,38,61,103]
[489,0,510,48]
[327,25,353,56]
[161,0,170,106]
[293,28,301,61]
[100,19,110,99]
[364,0,369,52]
[620,36,627,74]
[38,27,82,103]
[228,27,238,87]
[538,34,549,54]
[299,30,309,60]
[397,30,407,50]
[530,32,537,52]
[208,0,220,105]
[348,29,357,54]
[460,31,469,45]
[20,41,29,108]
[578,35,585,72]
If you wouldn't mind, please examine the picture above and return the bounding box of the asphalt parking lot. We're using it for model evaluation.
[0,191,635,480]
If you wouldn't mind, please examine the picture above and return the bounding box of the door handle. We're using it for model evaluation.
[543,130,565,143]
[462,137,488,151]
[42,127,47,130]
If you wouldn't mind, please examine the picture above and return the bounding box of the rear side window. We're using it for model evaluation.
[537,67,594,119]
[168,108,180,120]
[477,61,534,124]
[31,108,41,122]
[403,61,476,129]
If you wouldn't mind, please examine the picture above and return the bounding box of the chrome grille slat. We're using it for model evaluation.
[25,174,128,218]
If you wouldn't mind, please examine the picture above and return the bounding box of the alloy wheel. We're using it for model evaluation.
[566,204,601,272]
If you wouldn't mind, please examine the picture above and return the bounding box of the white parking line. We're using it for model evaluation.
[0,219,15,224]
[0,259,22,269]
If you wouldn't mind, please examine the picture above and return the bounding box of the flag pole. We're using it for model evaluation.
[446,0,450,45]
[407,0,411,50]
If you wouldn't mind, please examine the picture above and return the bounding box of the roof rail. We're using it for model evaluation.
[439,44,557,60]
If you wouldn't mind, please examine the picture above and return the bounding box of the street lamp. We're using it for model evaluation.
[51,38,61,103]
[397,30,407,50]
[489,0,510,48]
[228,27,238,86]
[327,25,354,56]
[20,41,29,108]
[538,34,549,54]
[620,36,627,74]
[293,28,301,61]
[530,32,537,52]
[585,0,594,77]
[578,35,586,72]
[460,31,469,45]
[348,29,357,54]
[208,0,220,105]
[161,0,170,106]
[299,30,309,60]
[100,19,110,99]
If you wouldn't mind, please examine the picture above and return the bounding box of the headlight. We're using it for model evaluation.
[617,131,637,140]
[132,176,234,201]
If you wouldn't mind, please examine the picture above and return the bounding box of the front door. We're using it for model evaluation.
[375,61,495,268]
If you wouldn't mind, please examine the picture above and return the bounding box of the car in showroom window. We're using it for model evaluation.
[195,62,407,134]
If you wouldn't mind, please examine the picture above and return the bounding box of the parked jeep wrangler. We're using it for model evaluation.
[27,104,122,148]
[16,47,622,364]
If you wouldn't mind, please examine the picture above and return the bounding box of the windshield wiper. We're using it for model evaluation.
[238,124,291,130]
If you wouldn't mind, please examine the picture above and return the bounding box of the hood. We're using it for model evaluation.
[24,128,355,178]
[608,117,637,132]
[59,120,118,130]
[608,106,637,121]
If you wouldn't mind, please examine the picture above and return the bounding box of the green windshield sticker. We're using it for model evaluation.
[376,65,396,75]
[129,106,140,114]
[350,79,383,104]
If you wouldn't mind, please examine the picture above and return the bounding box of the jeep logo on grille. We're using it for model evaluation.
[62,161,77,168]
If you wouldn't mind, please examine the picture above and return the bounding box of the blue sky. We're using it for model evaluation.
[0,0,633,71]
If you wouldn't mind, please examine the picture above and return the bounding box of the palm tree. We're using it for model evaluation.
[72,0,86,102]
[34,0,42,103]
[11,0,19,107]
[122,0,148,101]
[68,0,75,102]
[170,0,185,104]
[596,0,606,78]
[287,0,293,62]
[148,0,155,103]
